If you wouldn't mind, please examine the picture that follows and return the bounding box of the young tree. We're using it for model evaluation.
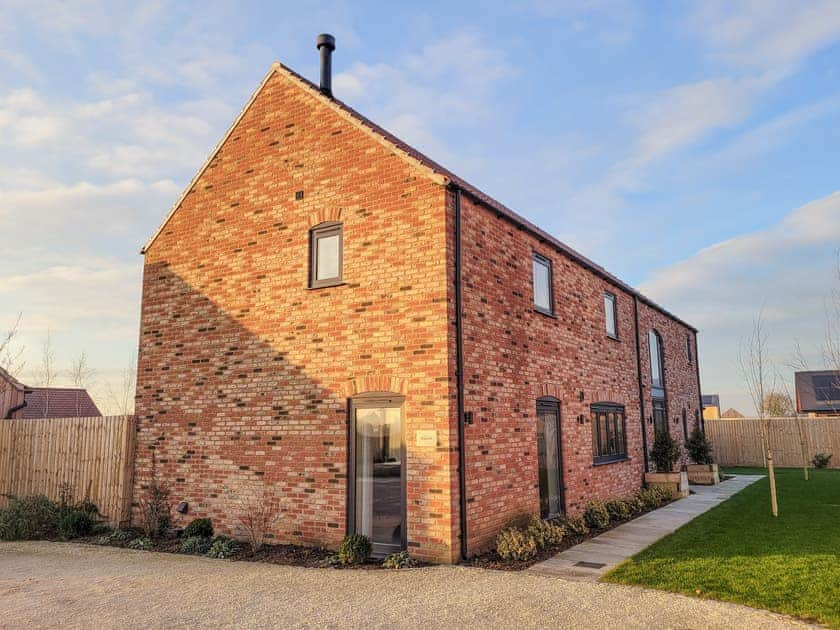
[738,311,778,516]
[761,392,795,417]
[69,351,95,389]
[106,352,137,416]
[824,253,840,409]
[35,330,58,418]
[0,313,26,377]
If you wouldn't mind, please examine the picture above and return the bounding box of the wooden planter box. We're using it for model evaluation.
[686,463,720,485]
[644,470,689,498]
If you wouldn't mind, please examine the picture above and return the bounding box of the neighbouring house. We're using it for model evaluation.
[133,36,702,564]
[702,394,721,420]
[1,366,101,419]
[721,408,745,419]
[795,370,840,417]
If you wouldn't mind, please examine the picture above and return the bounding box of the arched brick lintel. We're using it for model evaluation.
[347,375,408,397]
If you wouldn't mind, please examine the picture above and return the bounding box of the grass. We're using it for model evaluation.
[604,467,840,627]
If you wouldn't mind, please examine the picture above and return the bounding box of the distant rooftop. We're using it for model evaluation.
[795,370,840,414]
[22,387,102,419]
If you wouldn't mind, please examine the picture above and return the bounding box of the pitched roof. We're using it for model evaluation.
[0,365,25,391]
[22,387,102,419]
[795,370,840,413]
[142,61,697,332]
[721,408,745,419]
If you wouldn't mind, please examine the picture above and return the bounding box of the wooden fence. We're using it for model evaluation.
[706,417,840,468]
[0,415,136,525]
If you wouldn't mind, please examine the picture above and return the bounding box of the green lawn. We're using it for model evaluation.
[604,467,840,627]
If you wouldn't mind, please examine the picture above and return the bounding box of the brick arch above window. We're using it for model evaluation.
[346,375,409,397]
[310,207,342,227]
[532,383,563,400]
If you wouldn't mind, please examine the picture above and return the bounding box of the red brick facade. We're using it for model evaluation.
[134,62,700,563]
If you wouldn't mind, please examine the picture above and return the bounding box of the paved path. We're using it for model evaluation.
[0,539,804,629]
[530,475,764,581]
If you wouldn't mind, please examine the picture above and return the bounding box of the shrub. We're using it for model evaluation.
[526,517,565,549]
[562,515,589,537]
[624,494,645,516]
[337,533,371,566]
[0,495,60,540]
[650,429,681,472]
[812,453,832,469]
[127,536,153,550]
[207,535,240,559]
[382,551,415,569]
[639,485,674,510]
[138,477,171,538]
[232,485,281,553]
[583,501,610,530]
[605,499,631,522]
[495,526,537,562]
[179,535,212,554]
[59,509,93,539]
[182,518,213,539]
[686,424,714,465]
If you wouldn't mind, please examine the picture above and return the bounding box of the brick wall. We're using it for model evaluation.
[135,67,459,563]
[456,191,699,554]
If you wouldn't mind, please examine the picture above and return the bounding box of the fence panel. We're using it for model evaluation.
[0,415,135,525]
[706,417,840,468]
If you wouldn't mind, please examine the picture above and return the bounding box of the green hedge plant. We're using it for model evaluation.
[812,453,832,469]
[337,533,371,566]
[495,526,537,561]
[583,501,610,530]
[686,424,714,465]
[182,517,213,538]
[650,429,681,472]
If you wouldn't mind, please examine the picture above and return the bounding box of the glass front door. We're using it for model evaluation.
[353,402,404,556]
[536,399,564,518]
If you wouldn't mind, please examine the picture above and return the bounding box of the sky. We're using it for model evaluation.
[1,0,839,415]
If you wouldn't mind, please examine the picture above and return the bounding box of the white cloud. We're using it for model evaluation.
[640,191,840,414]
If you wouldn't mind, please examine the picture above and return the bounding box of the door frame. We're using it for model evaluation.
[346,393,407,556]
[536,396,565,517]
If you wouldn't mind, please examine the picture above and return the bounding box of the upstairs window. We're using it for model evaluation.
[310,222,343,288]
[532,253,553,315]
[604,292,618,338]
[686,334,693,364]
[649,330,665,393]
[592,403,627,464]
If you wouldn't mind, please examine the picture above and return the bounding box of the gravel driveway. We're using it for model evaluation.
[0,542,807,629]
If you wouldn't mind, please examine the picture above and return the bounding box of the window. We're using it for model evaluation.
[649,330,665,392]
[604,292,617,338]
[536,398,564,517]
[686,334,693,364]
[591,403,627,464]
[310,222,342,288]
[532,254,553,314]
[682,408,688,439]
[652,399,668,434]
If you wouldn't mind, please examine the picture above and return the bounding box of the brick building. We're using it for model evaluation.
[134,36,701,563]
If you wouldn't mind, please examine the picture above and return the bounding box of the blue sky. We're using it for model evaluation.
[1,1,839,414]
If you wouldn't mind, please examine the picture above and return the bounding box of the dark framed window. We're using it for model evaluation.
[309,222,343,288]
[682,408,688,439]
[652,398,668,434]
[532,253,553,315]
[591,403,627,464]
[536,397,564,517]
[649,330,665,396]
[604,291,618,338]
[686,334,693,364]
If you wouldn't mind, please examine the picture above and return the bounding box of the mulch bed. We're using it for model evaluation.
[467,498,678,571]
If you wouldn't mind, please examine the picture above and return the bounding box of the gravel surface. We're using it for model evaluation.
[0,542,809,629]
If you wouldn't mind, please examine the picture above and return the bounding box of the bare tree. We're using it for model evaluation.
[34,330,58,418]
[0,313,26,377]
[106,352,137,416]
[738,311,779,516]
[69,351,96,388]
[824,252,840,407]
[778,355,810,482]
[230,482,283,554]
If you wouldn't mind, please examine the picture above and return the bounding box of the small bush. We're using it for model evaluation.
[650,429,681,472]
[562,515,589,537]
[182,518,213,539]
[605,499,631,522]
[59,509,93,539]
[337,533,371,566]
[179,535,212,554]
[526,517,565,549]
[382,551,415,569]
[812,453,832,469]
[495,526,537,561]
[583,501,610,530]
[639,485,674,510]
[127,536,153,550]
[139,478,171,539]
[685,424,714,465]
[207,535,240,559]
[624,494,645,516]
[0,495,60,540]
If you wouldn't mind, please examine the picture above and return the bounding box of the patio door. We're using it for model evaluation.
[536,397,564,518]
[350,395,405,557]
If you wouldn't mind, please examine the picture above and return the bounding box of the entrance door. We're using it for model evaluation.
[351,397,405,557]
[536,398,564,518]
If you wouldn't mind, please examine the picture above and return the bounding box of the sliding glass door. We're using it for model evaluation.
[351,397,405,556]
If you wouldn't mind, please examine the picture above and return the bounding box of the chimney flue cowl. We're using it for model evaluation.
[316,33,336,96]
